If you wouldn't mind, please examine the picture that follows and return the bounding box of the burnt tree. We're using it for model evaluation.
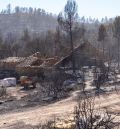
[58,0,78,73]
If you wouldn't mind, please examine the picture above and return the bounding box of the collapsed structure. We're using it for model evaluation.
[56,42,104,69]
[16,52,60,76]
[0,42,104,78]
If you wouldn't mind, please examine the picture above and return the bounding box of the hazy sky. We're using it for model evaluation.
[0,0,120,19]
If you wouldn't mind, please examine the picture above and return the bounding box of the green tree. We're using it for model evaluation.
[57,0,78,73]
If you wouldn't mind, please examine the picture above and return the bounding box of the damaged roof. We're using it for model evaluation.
[55,42,103,68]
[16,52,60,68]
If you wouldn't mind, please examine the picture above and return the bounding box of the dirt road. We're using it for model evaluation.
[0,91,120,129]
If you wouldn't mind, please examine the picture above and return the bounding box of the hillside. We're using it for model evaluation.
[0,13,57,37]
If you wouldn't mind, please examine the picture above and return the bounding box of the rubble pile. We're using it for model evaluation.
[0,57,25,70]
[0,42,104,77]
[16,52,60,76]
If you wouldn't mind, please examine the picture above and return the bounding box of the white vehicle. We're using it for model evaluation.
[1,78,16,87]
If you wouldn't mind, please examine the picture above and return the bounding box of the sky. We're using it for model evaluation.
[0,0,120,19]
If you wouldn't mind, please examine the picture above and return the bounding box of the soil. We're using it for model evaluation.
[0,90,120,129]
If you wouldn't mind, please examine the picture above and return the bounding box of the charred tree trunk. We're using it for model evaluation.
[69,17,75,74]
[118,37,120,68]
[102,39,105,60]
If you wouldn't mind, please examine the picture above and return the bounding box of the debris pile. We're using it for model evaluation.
[0,57,25,70]
[16,52,60,76]
[55,42,104,69]
[0,42,104,76]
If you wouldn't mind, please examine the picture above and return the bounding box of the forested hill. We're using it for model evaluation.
[0,5,115,58]
[0,6,57,37]
[0,4,114,38]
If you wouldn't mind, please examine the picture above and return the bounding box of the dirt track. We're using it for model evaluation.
[0,90,120,129]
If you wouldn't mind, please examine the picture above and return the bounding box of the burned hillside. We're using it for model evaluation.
[0,0,120,129]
